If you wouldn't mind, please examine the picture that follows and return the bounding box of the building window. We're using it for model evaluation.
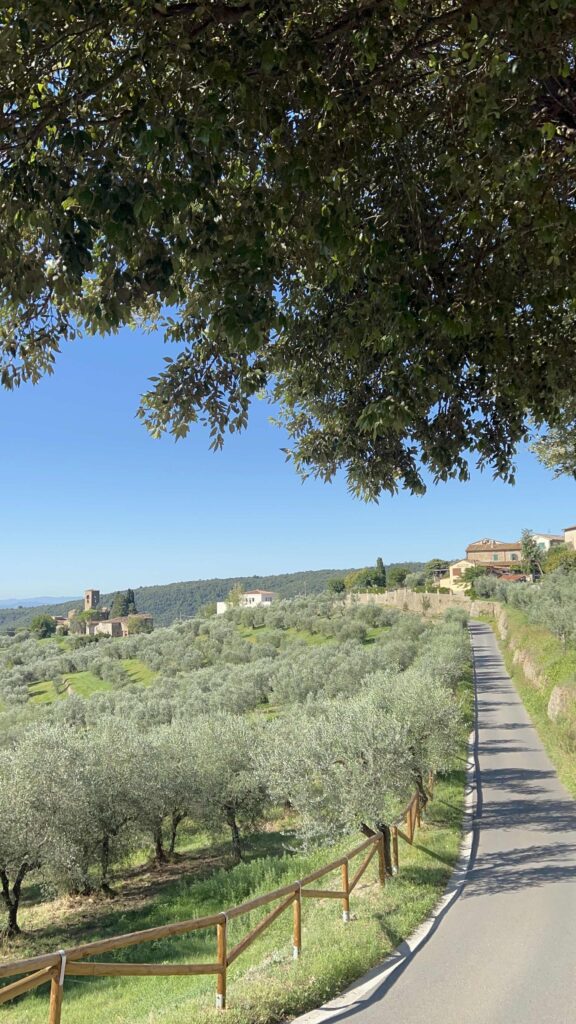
[511,554,518,561]
[492,554,499,561]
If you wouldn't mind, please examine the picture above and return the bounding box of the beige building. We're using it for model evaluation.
[85,614,153,637]
[466,539,522,567]
[446,559,475,593]
[564,526,576,549]
[533,533,564,551]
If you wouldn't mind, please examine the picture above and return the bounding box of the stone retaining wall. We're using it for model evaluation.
[347,588,497,619]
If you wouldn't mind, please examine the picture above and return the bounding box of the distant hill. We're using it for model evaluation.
[0,596,79,609]
[0,563,426,631]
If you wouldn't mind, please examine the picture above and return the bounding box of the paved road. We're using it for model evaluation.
[303,621,576,1024]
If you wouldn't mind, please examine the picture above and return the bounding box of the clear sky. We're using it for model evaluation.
[1,328,574,599]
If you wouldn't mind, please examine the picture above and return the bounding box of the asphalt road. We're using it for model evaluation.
[300,621,576,1024]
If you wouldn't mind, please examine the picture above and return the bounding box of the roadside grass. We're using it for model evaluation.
[1,769,465,1024]
[492,608,576,798]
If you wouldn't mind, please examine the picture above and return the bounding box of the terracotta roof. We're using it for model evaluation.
[466,540,521,552]
[243,590,275,595]
[564,525,576,531]
[498,573,527,581]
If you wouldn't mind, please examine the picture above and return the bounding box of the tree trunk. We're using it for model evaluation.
[169,812,184,856]
[414,770,429,811]
[0,864,29,937]
[153,823,167,866]
[225,806,242,863]
[100,835,114,895]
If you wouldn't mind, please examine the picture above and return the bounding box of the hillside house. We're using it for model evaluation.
[533,533,564,551]
[241,589,275,606]
[216,589,276,615]
[446,559,475,593]
[85,614,153,637]
[465,539,522,567]
[564,526,576,549]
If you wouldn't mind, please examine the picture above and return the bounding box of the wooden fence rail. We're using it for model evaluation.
[0,782,432,1022]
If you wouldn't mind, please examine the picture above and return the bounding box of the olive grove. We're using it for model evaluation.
[0,600,469,935]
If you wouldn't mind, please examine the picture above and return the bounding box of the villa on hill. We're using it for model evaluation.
[216,589,276,615]
[439,527,573,593]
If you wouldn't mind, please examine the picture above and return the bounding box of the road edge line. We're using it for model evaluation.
[290,635,479,1024]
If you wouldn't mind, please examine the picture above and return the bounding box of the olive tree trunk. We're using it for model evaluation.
[0,863,30,937]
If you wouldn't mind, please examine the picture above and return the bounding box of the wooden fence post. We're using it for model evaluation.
[48,952,66,1024]
[341,862,350,923]
[374,833,384,884]
[392,826,399,874]
[216,918,227,1010]
[378,826,393,878]
[293,886,302,958]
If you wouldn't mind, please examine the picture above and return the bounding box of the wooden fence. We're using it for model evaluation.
[0,784,431,1023]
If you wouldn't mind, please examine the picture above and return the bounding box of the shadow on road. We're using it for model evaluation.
[464,841,576,898]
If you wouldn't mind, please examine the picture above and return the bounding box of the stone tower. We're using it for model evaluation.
[84,589,100,612]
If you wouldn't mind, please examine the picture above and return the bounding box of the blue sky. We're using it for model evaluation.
[0,328,574,599]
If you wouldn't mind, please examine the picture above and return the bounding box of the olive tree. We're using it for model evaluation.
[0,742,49,934]
[190,714,268,862]
[262,696,410,841]
[130,722,199,863]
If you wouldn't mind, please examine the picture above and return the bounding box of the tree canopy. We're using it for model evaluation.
[2,2,576,496]
[29,613,56,638]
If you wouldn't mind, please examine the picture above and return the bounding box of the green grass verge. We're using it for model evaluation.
[2,769,465,1024]
[492,607,576,798]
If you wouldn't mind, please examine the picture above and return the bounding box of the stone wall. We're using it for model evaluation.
[491,604,548,690]
[347,589,497,619]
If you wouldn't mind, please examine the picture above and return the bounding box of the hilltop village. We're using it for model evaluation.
[54,589,153,637]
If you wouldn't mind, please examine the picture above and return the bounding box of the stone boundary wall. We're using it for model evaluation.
[347,588,497,620]
[492,604,574,722]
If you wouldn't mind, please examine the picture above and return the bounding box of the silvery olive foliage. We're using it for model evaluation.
[474,571,576,651]
[0,600,469,932]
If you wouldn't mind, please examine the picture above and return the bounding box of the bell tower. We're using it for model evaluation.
[84,589,100,612]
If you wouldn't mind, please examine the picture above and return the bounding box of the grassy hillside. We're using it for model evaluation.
[0,564,425,631]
